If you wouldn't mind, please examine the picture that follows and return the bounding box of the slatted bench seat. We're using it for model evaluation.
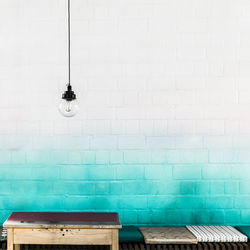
[0,227,7,250]
[186,226,248,243]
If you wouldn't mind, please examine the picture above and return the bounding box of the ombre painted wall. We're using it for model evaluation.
[0,0,250,225]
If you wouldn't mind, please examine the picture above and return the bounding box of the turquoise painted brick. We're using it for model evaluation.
[61,166,116,180]
[241,210,250,224]
[209,210,225,224]
[118,196,147,209]
[148,196,176,209]
[178,210,195,225]
[0,166,33,180]
[173,166,201,179]
[239,181,250,194]
[164,181,181,194]
[26,150,53,164]
[206,197,233,209]
[63,196,91,210]
[195,182,210,194]
[231,165,250,179]
[146,181,180,195]
[31,166,60,180]
[116,165,144,180]
[225,210,241,224]
[109,182,123,195]
[120,210,138,224]
[138,211,151,224]
[176,196,205,209]
[88,196,118,209]
[202,165,231,179]
[145,165,172,180]
[54,181,95,195]
[60,166,89,179]
[0,195,63,211]
[151,210,168,224]
[164,210,191,225]
[34,181,56,195]
[225,181,239,194]
[235,196,250,208]
[1,148,249,226]
[12,181,54,195]
[75,150,97,165]
[192,210,210,224]
[210,181,225,195]
[0,197,12,210]
[88,166,116,180]
[0,181,12,194]
[122,181,151,195]
[180,181,196,195]
[95,182,110,195]
[31,196,64,210]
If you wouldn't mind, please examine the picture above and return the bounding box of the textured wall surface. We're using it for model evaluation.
[0,0,250,226]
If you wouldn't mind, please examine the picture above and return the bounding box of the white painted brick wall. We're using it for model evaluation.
[1,0,250,225]
[0,0,249,150]
[0,0,249,155]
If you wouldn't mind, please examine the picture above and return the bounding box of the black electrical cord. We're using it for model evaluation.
[61,0,76,101]
[68,0,71,86]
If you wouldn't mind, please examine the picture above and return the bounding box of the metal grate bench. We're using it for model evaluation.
[1,226,249,250]
[0,227,6,250]
[0,243,249,250]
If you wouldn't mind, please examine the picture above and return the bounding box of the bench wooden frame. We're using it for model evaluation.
[4,213,121,250]
[7,226,119,250]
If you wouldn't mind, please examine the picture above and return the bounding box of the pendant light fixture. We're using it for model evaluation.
[58,0,79,117]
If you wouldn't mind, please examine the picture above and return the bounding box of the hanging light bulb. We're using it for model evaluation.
[59,84,79,117]
[59,0,79,117]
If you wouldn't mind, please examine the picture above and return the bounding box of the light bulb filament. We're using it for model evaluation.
[66,101,71,112]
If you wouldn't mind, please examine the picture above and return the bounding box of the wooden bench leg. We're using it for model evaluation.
[14,245,20,250]
[7,229,14,250]
[111,230,118,250]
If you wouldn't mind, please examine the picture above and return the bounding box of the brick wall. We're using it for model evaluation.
[0,0,250,225]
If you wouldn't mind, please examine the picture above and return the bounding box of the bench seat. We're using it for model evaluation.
[236,226,250,240]
[119,226,144,243]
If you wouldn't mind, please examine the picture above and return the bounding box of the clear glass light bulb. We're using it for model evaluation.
[58,99,79,117]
